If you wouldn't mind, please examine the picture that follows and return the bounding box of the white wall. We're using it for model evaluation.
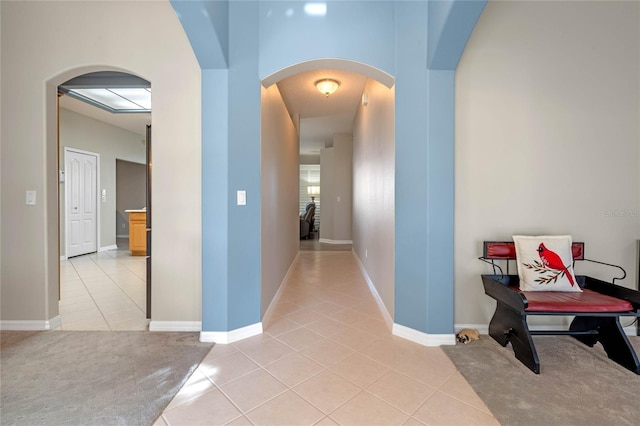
[455,0,640,328]
[320,135,353,243]
[333,134,353,241]
[59,108,146,255]
[320,148,335,240]
[353,79,395,318]
[260,84,299,316]
[0,0,201,325]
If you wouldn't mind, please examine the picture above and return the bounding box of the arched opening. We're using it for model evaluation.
[260,59,396,328]
[46,67,152,330]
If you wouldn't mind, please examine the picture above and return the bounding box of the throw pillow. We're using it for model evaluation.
[513,235,581,292]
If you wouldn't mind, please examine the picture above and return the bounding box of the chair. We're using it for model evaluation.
[300,203,316,239]
[479,241,640,374]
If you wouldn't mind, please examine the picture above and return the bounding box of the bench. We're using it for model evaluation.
[479,241,640,374]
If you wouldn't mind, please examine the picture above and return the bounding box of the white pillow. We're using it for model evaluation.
[512,235,581,292]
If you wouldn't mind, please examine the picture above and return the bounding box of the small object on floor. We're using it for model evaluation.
[456,328,480,344]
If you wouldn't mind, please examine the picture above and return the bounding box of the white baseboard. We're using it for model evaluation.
[351,249,455,346]
[352,250,393,330]
[319,238,353,244]
[392,323,456,346]
[1,316,61,330]
[49,315,62,330]
[455,323,638,337]
[263,253,300,327]
[60,245,116,259]
[116,234,129,239]
[200,322,263,344]
[149,321,201,332]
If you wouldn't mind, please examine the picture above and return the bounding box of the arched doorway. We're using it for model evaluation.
[260,59,396,327]
[48,67,152,330]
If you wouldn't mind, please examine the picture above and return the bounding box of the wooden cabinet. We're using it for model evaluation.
[128,211,147,256]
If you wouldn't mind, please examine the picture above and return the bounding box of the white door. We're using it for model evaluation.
[66,149,98,257]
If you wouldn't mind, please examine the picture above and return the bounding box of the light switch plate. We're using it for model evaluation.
[237,190,246,206]
[26,190,36,205]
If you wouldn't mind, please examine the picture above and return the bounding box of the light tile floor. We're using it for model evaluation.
[157,251,499,426]
[57,246,149,331]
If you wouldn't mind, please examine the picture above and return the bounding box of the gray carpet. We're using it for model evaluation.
[442,334,640,426]
[0,331,214,426]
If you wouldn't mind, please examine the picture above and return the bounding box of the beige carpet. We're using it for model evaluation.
[0,331,213,426]
[442,335,640,426]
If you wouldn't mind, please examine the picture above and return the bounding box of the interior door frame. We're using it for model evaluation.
[146,124,152,318]
[64,147,101,259]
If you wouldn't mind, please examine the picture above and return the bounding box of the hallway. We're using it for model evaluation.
[158,251,498,425]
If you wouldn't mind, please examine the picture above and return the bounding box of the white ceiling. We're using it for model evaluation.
[60,94,151,137]
[60,67,367,154]
[276,68,367,156]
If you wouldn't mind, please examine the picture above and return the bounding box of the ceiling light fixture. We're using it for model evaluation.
[315,78,340,97]
[64,88,151,113]
[304,2,327,16]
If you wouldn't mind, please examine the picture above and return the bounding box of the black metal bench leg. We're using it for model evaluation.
[569,316,599,347]
[489,303,540,374]
[488,303,511,347]
[595,317,640,375]
[571,316,640,374]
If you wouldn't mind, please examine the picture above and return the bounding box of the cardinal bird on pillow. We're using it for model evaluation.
[537,243,575,287]
[513,235,581,292]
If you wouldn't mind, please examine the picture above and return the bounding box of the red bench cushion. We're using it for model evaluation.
[523,288,633,313]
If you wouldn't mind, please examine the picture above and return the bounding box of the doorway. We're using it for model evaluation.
[260,59,395,322]
[57,71,152,330]
[64,148,99,258]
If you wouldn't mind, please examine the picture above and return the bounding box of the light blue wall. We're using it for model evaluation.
[226,1,262,329]
[171,0,228,68]
[425,69,455,332]
[202,68,229,329]
[258,1,396,79]
[428,0,486,70]
[174,0,485,336]
[394,0,430,331]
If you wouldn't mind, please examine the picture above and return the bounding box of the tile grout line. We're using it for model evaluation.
[402,361,494,421]
[93,250,148,316]
[229,334,362,420]
[90,250,149,327]
[430,368,497,418]
[65,257,112,330]
[161,251,497,425]
[61,250,148,331]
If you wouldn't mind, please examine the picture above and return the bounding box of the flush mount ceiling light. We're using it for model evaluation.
[59,72,151,113]
[65,88,151,113]
[315,78,340,97]
[304,2,327,16]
